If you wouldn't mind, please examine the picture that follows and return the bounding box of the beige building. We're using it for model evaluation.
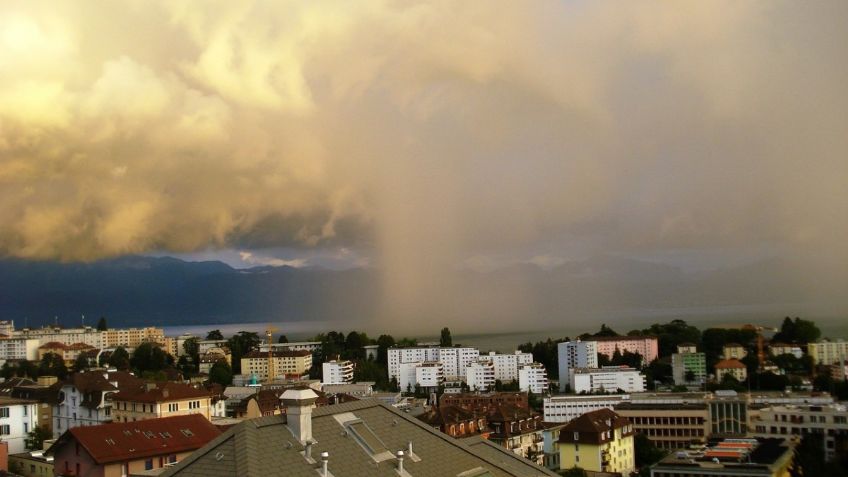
[715,358,747,381]
[722,343,747,360]
[807,340,848,365]
[111,382,212,422]
[101,327,165,348]
[615,401,709,450]
[752,403,848,462]
[37,342,97,366]
[240,350,312,381]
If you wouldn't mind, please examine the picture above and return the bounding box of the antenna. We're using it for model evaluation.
[82,314,85,327]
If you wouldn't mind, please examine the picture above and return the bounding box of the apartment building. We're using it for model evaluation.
[519,363,549,394]
[593,335,659,364]
[671,343,706,386]
[543,394,629,423]
[112,382,212,422]
[487,403,545,465]
[807,340,848,365]
[239,350,312,381]
[465,360,496,391]
[722,343,747,360]
[388,346,479,380]
[440,391,528,411]
[14,325,165,349]
[650,438,793,477]
[321,360,354,385]
[752,403,848,461]
[49,414,220,477]
[768,343,803,359]
[101,327,165,348]
[38,342,98,366]
[0,336,40,363]
[53,370,144,437]
[715,358,748,381]
[557,340,598,392]
[485,351,534,382]
[570,366,646,394]
[259,341,322,354]
[398,361,444,391]
[0,396,39,454]
[559,408,635,475]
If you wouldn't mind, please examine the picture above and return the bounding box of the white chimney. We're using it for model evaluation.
[320,451,330,476]
[281,388,319,444]
[396,450,405,473]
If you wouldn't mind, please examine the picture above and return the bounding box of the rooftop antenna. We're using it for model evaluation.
[54,315,58,327]
[82,314,85,327]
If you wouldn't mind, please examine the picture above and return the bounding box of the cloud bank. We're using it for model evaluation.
[1,1,846,323]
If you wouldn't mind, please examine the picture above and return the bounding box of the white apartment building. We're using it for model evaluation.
[398,361,444,391]
[486,351,534,382]
[0,321,14,337]
[570,366,646,394]
[768,343,803,359]
[752,404,848,461]
[0,336,40,363]
[53,370,143,438]
[388,346,479,380]
[174,334,196,356]
[518,363,549,394]
[807,340,848,365]
[557,340,598,392]
[13,325,165,349]
[0,396,39,454]
[322,360,355,385]
[465,360,496,391]
[543,394,629,423]
[259,341,322,354]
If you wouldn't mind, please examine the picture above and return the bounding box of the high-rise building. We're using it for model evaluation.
[465,360,496,391]
[518,363,549,394]
[671,343,706,386]
[557,340,598,392]
[388,346,479,380]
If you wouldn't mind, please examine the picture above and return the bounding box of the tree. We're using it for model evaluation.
[96,316,108,331]
[594,324,618,337]
[277,335,289,344]
[108,347,131,370]
[440,327,453,347]
[685,370,696,382]
[561,467,587,477]
[345,331,366,360]
[773,317,821,345]
[634,433,666,470]
[376,334,395,366]
[208,361,233,386]
[131,343,168,374]
[228,331,261,374]
[206,329,224,340]
[26,425,52,451]
[72,354,91,373]
[38,353,68,379]
[790,434,826,477]
[643,320,701,358]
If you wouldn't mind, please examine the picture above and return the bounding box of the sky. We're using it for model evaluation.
[1,1,847,326]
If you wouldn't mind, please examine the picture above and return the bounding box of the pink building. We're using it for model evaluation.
[592,336,659,364]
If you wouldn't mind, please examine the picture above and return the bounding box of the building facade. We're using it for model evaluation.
[808,340,848,365]
[558,408,635,475]
[592,336,659,364]
[321,360,354,385]
[388,346,480,381]
[752,403,848,462]
[543,394,628,423]
[671,345,706,386]
[53,371,144,438]
[570,366,646,394]
[0,336,40,363]
[111,382,212,423]
[557,341,598,392]
[465,360,496,391]
[398,361,444,391]
[518,363,549,394]
[0,396,38,454]
[239,350,312,381]
[715,359,748,382]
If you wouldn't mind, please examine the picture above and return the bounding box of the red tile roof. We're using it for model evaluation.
[715,359,746,369]
[54,414,221,464]
[113,382,211,403]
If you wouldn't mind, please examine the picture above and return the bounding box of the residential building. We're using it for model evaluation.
[37,342,98,366]
[768,343,803,359]
[321,382,373,397]
[465,360,496,391]
[174,334,196,357]
[722,343,747,360]
[485,351,534,382]
[388,346,480,381]
[441,392,529,411]
[0,336,40,363]
[160,390,558,477]
[258,341,322,354]
[615,399,709,450]
[557,340,598,392]
[518,363,548,394]
[48,414,221,477]
[0,320,14,336]
[239,350,312,381]
[807,340,848,365]
[486,403,545,465]
[196,340,228,355]
[592,335,659,364]
[671,344,707,386]
[650,438,793,477]
[398,361,444,392]
[829,360,848,381]
[8,449,54,477]
[11,383,55,435]
[321,360,354,385]
[101,327,166,348]
[558,408,635,475]
[715,359,747,382]
[111,382,212,422]
[363,344,379,360]
[543,394,628,423]
[751,403,848,462]
[540,423,565,471]
[15,326,103,348]
[416,405,488,438]
[230,389,285,419]
[570,366,646,394]
[0,396,38,454]
[53,370,144,438]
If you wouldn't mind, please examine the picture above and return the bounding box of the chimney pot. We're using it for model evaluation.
[320,451,329,476]
[396,450,405,473]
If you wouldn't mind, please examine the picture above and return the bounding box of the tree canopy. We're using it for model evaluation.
[96,316,108,331]
[440,327,453,347]
[773,317,821,344]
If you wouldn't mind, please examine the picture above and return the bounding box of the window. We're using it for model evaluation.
[144,459,153,470]
[0,408,8,418]
[0,425,10,435]
[180,429,194,437]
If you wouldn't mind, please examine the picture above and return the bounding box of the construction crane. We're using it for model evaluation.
[266,326,278,382]
[718,323,778,370]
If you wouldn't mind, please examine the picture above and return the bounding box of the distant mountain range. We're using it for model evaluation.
[0,254,842,329]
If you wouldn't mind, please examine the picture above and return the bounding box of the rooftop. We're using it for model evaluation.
[656,438,792,470]
[113,382,211,403]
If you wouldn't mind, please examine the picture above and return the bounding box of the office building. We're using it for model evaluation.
[543,394,628,423]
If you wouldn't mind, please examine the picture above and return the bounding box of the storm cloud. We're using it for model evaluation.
[1,1,846,325]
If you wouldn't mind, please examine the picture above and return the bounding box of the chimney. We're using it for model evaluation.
[396,450,405,473]
[145,382,157,392]
[281,388,319,444]
[320,451,329,476]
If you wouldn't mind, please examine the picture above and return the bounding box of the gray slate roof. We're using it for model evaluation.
[162,398,556,477]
